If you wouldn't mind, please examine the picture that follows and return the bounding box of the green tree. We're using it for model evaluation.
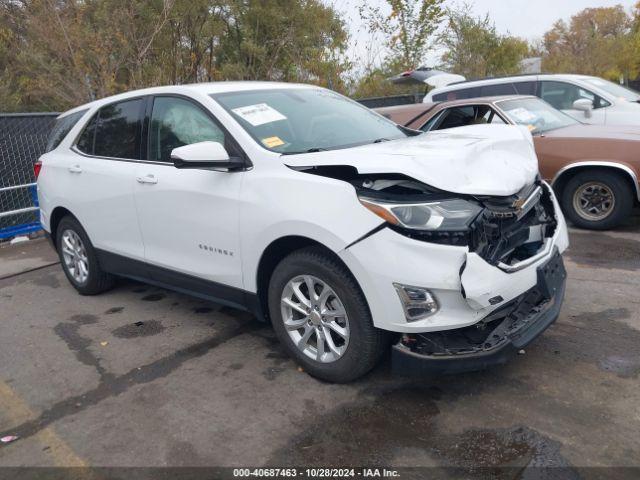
[439,5,529,80]
[541,6,636,81]
[216,0,350,90]
[359,0,445,71]
[0,0,350,112]
[351,0,444,98]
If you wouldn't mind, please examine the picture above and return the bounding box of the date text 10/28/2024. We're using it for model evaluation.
[233,468,400,478]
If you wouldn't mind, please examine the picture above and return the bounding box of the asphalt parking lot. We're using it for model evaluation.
[1,220,639,477]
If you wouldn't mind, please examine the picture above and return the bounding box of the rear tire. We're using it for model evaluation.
[268,246,387,383]
[56,216,115,295]
[560,170,633,230]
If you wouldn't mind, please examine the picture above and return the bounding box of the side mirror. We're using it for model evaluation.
[171,141,244,170]
[572,99,593,118]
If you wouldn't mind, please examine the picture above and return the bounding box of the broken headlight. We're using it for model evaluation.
[359,197,482,231]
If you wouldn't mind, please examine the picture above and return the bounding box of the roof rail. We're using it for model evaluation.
[444,73,541,87]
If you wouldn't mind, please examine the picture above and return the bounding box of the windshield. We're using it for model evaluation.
[497,97,578,134]
[583,77,640,102]
[211,88,407,154]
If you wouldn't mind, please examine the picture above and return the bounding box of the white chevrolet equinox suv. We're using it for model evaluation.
[37,82,569,382]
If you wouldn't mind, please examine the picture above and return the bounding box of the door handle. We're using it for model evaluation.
[68,165,82,173]
[136,174,158,184]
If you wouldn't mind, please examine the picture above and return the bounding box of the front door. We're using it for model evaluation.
[133,95,245,290]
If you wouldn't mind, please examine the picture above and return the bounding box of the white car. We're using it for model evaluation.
[36,82,569,382]
[424,74,640,126]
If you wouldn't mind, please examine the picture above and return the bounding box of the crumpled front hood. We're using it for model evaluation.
[283,125,539,196]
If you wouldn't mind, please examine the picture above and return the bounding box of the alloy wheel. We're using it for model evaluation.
[280,275,350,363]
[60,229,89,284]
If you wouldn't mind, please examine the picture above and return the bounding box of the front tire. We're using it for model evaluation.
[268,246,387,383]
[56,216,115,295]
[560,170,633,230]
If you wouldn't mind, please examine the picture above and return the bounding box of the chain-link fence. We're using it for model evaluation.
[0,113,58,240]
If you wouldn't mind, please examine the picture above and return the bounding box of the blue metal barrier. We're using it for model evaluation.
[0,113,58,240]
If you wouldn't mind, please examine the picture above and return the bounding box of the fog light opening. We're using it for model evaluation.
[393,283,439,322]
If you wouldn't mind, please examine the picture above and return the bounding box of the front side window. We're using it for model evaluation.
[92,99,143,159]
[423,105,503,131]
[149,97,226,162]
[420,111,444,132]
[497,97,578,134]
[481,108,506,124]
[46,109,87,152]
[211,88,407,154]
[540,81,609,110]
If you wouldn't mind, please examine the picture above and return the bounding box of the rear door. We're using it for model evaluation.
[133,95,245,290]
[67,98,146,260]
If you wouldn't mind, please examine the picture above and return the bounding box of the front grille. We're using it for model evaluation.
[387,182,558,263]
[469,182,557,266]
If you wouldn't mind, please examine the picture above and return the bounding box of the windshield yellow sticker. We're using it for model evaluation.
[262,136,285,148]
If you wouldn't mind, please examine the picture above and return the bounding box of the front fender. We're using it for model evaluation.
[239,169,383,292]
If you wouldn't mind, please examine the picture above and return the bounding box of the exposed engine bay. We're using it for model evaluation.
[346,170,557,267]
[293,165,558,267]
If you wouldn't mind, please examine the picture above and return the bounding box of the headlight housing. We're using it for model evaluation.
[359,197,482,231]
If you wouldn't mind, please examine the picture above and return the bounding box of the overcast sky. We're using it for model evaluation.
[328,0,637,71]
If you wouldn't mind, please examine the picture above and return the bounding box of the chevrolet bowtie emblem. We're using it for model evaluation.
[512,198,526,209]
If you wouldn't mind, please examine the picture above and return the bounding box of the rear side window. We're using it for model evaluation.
[94,99,143,159]
[513,81,537,95]
[478,83,516,96]
[76,113,98,154]
[432,87,480,102]
[76,99,143,159]
[46,109,87,152]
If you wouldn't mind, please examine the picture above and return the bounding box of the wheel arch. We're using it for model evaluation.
[255,236,358,322]
[551,162,640,204]
[49,206,78,247]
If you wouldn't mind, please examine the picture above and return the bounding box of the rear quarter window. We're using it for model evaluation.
[76,113,98,155]
[45,109,87,152]
[75,99,144,159]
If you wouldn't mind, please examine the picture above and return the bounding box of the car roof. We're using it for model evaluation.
[59,81,317,118]
[429,73,598,95]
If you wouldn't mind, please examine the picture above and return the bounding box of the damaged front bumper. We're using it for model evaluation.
[391,251,566,375]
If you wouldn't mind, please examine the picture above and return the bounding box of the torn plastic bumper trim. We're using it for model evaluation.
[391,253,566,376]
[497,232,553,272]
